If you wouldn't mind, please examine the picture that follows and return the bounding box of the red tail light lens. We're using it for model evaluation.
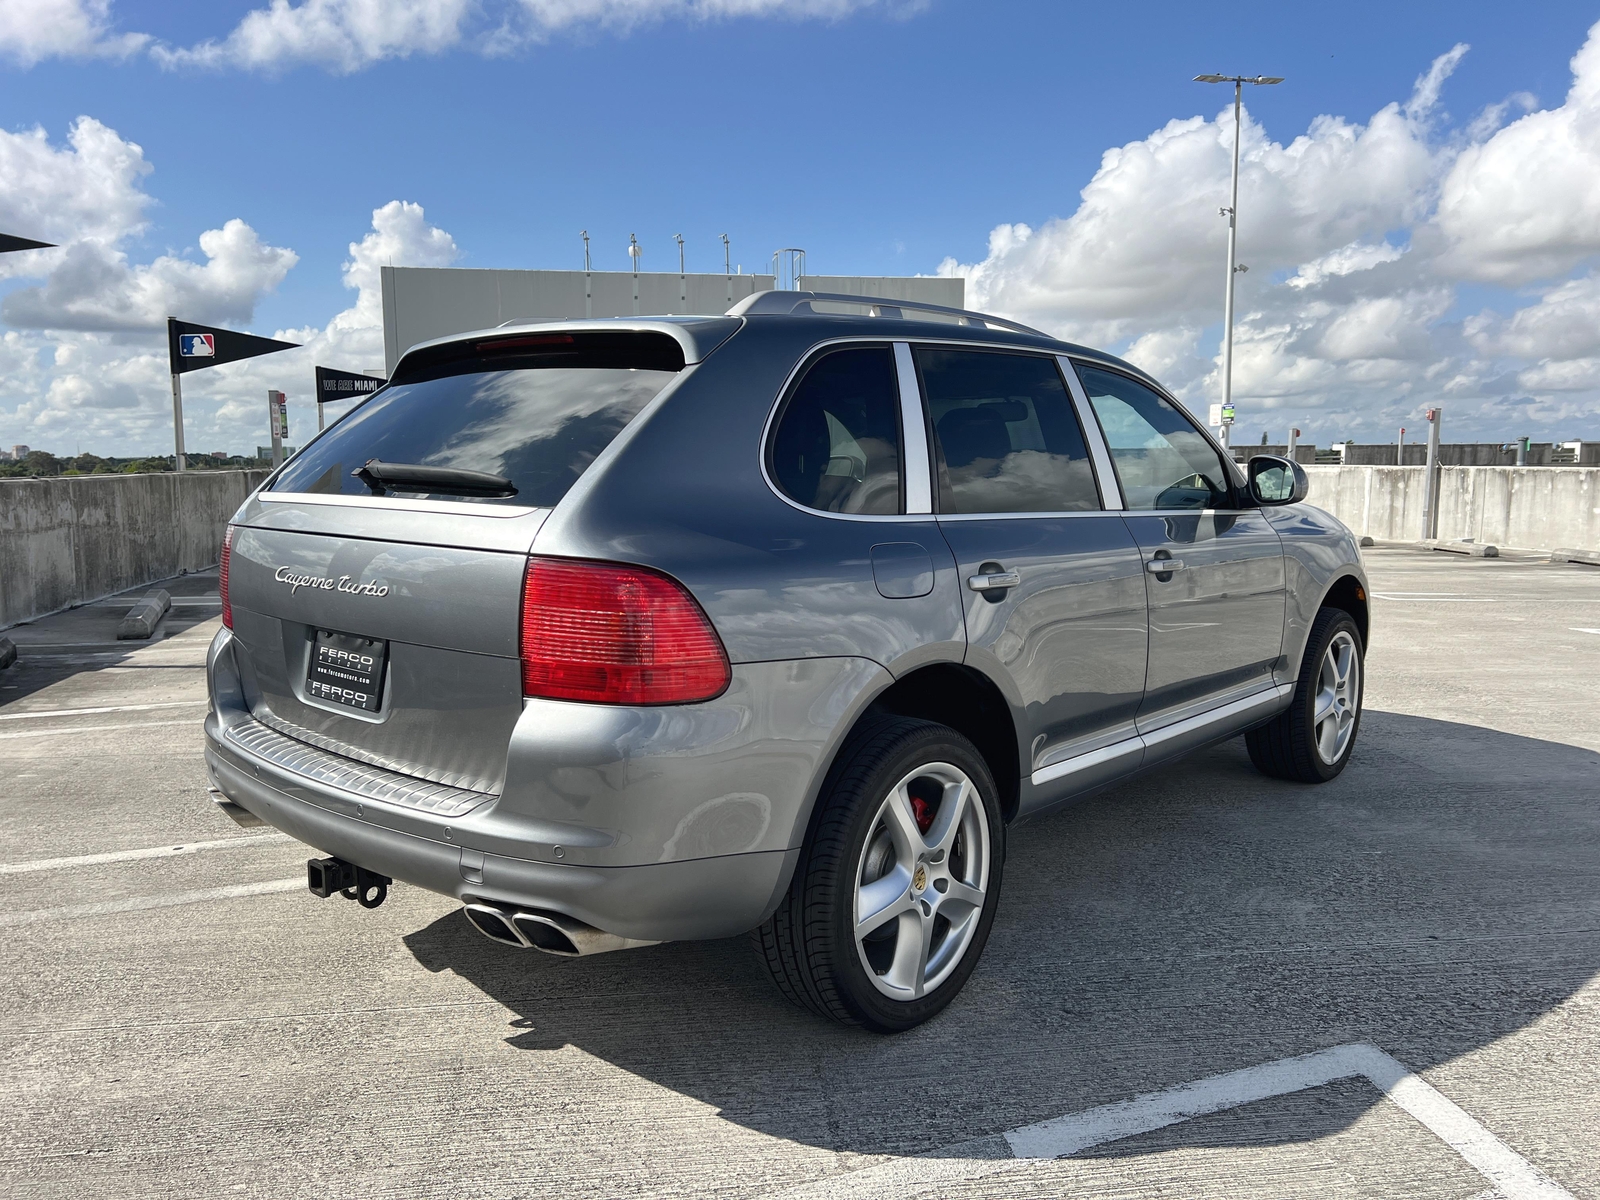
[520,557,730,705]
[219,525,234,630]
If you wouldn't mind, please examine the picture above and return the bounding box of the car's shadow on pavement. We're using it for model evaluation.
[403,709,1600,1159]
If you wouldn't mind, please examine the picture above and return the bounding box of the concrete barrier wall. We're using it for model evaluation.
[1303,465,1600,550]
[0,471,268,629]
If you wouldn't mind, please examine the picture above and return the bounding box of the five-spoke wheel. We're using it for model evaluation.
[1247,606,1365,783]
[754,718,1003,1032]
[854,762,991,1000]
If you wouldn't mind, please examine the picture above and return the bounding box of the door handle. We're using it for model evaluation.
[967,570,1021,592]
[1146,558,1185,574]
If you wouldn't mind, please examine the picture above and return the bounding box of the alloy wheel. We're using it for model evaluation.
[852,762,991,1000]
[1314,630,1361,765]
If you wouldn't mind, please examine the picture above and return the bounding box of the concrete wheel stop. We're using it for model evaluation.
[116,589,173,640]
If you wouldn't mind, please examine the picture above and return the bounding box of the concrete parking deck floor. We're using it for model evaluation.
[1,550,1596,1199]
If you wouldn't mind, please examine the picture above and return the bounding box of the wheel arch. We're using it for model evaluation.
[860,662,1022,824]
[1319,572,1370,649]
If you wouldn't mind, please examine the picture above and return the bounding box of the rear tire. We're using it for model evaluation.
[753,717,1004,1032]
[1247,607,1364,783]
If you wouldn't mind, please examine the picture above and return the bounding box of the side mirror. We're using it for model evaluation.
[1248,455,1309,506]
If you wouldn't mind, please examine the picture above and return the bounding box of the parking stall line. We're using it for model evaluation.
[0,700,207,721]
[761,1043,1575,1200]
[0,878,305,928]
[0,719,199,741]
[0,832,291,876]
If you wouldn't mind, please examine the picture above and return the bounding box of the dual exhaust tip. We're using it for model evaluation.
[463,902,660,958]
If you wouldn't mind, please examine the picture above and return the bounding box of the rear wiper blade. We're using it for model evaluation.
[352,459,518,498]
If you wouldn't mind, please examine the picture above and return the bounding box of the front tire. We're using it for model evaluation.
[754,718,1004,1032]
[1247,606,1364,783]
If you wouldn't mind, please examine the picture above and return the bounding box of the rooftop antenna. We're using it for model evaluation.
[628,233,641,315]
[674,233,685,312]
[581,230,591,318]
[772,247,806,291]
[721,234,732,305]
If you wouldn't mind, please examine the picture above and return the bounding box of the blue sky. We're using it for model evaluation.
[3,0,1600,454]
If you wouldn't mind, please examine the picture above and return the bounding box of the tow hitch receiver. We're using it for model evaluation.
[307,857,392,909]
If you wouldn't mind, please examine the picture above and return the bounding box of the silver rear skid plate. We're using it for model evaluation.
[462,902,661,957]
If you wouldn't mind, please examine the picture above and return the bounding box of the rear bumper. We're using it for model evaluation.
[204,625,889,941]
[205,729,799,941]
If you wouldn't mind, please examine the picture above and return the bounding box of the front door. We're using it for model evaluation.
[916,346,1149,811]
[1071,362,1286,758]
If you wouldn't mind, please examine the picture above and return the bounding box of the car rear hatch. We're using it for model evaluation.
[221,326,710,801]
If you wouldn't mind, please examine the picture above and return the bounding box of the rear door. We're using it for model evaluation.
[1070,362,1286,758]
[225,330,687,796]
[918,346,1149,808]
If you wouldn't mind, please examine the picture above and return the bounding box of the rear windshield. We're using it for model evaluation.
[271,331,683,508]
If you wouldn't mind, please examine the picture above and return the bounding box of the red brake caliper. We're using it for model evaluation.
[910,794,935,834]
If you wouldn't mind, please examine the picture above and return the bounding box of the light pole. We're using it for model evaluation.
[674,233,685,311]
[581,230,591,318]
[628,233,641,315]
[1195,73,1282,449]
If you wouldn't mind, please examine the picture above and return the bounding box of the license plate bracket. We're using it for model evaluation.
[306,629,388,713]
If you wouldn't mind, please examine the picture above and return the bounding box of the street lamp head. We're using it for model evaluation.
[1194,73,1284,85]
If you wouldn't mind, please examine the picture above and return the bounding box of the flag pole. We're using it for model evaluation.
[171,371,186,473]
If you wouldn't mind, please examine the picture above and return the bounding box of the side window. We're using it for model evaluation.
[769,345,903,515]
[1077,366,1234,511]
[918,348,1100,514]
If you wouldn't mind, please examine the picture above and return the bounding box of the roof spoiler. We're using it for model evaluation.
[726,290,1047,338]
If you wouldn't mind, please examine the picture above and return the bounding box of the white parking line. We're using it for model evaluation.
[0,832,290,876]
[0,878,304,928]
[0,719,199,741]
[0,700,206,721]
[763,1043,1573,1200]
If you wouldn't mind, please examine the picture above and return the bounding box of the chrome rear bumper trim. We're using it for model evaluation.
[222,716,495,818]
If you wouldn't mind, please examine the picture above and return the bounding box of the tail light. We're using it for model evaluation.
[520,557,729,705]
[219,525,234,629]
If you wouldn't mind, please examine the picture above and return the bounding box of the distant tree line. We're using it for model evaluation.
[0,452,270,478]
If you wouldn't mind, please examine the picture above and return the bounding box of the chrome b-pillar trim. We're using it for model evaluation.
[894,341,933,514]
[1058,355,1124,510]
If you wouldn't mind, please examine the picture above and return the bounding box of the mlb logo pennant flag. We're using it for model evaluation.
[167,317,300,376]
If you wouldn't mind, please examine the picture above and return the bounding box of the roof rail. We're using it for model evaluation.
[726,290,1047,338]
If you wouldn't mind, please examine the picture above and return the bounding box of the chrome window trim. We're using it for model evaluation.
[893,341,933,514]
[1057,355,1124,510]
[1068,356,1251,498]
[758,336,931,525]
[257,492,541,519]
[759,333,1167,524]
[911,339,1111,518]
[933,509,1117,522]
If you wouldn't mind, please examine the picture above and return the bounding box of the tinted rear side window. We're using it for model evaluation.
[769,345,903,515]
[272,332,681,508]
[918,348,1100,514]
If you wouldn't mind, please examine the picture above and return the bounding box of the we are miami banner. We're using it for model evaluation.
[315,366,385,402]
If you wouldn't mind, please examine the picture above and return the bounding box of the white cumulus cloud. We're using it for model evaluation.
[3,220,298,332]
[0,201,459,456]
[942,23,1600,444]
[150,0,907,73]
[0,0,147,66]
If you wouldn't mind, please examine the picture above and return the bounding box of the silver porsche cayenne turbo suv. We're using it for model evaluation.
[205,290,1368,1032]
